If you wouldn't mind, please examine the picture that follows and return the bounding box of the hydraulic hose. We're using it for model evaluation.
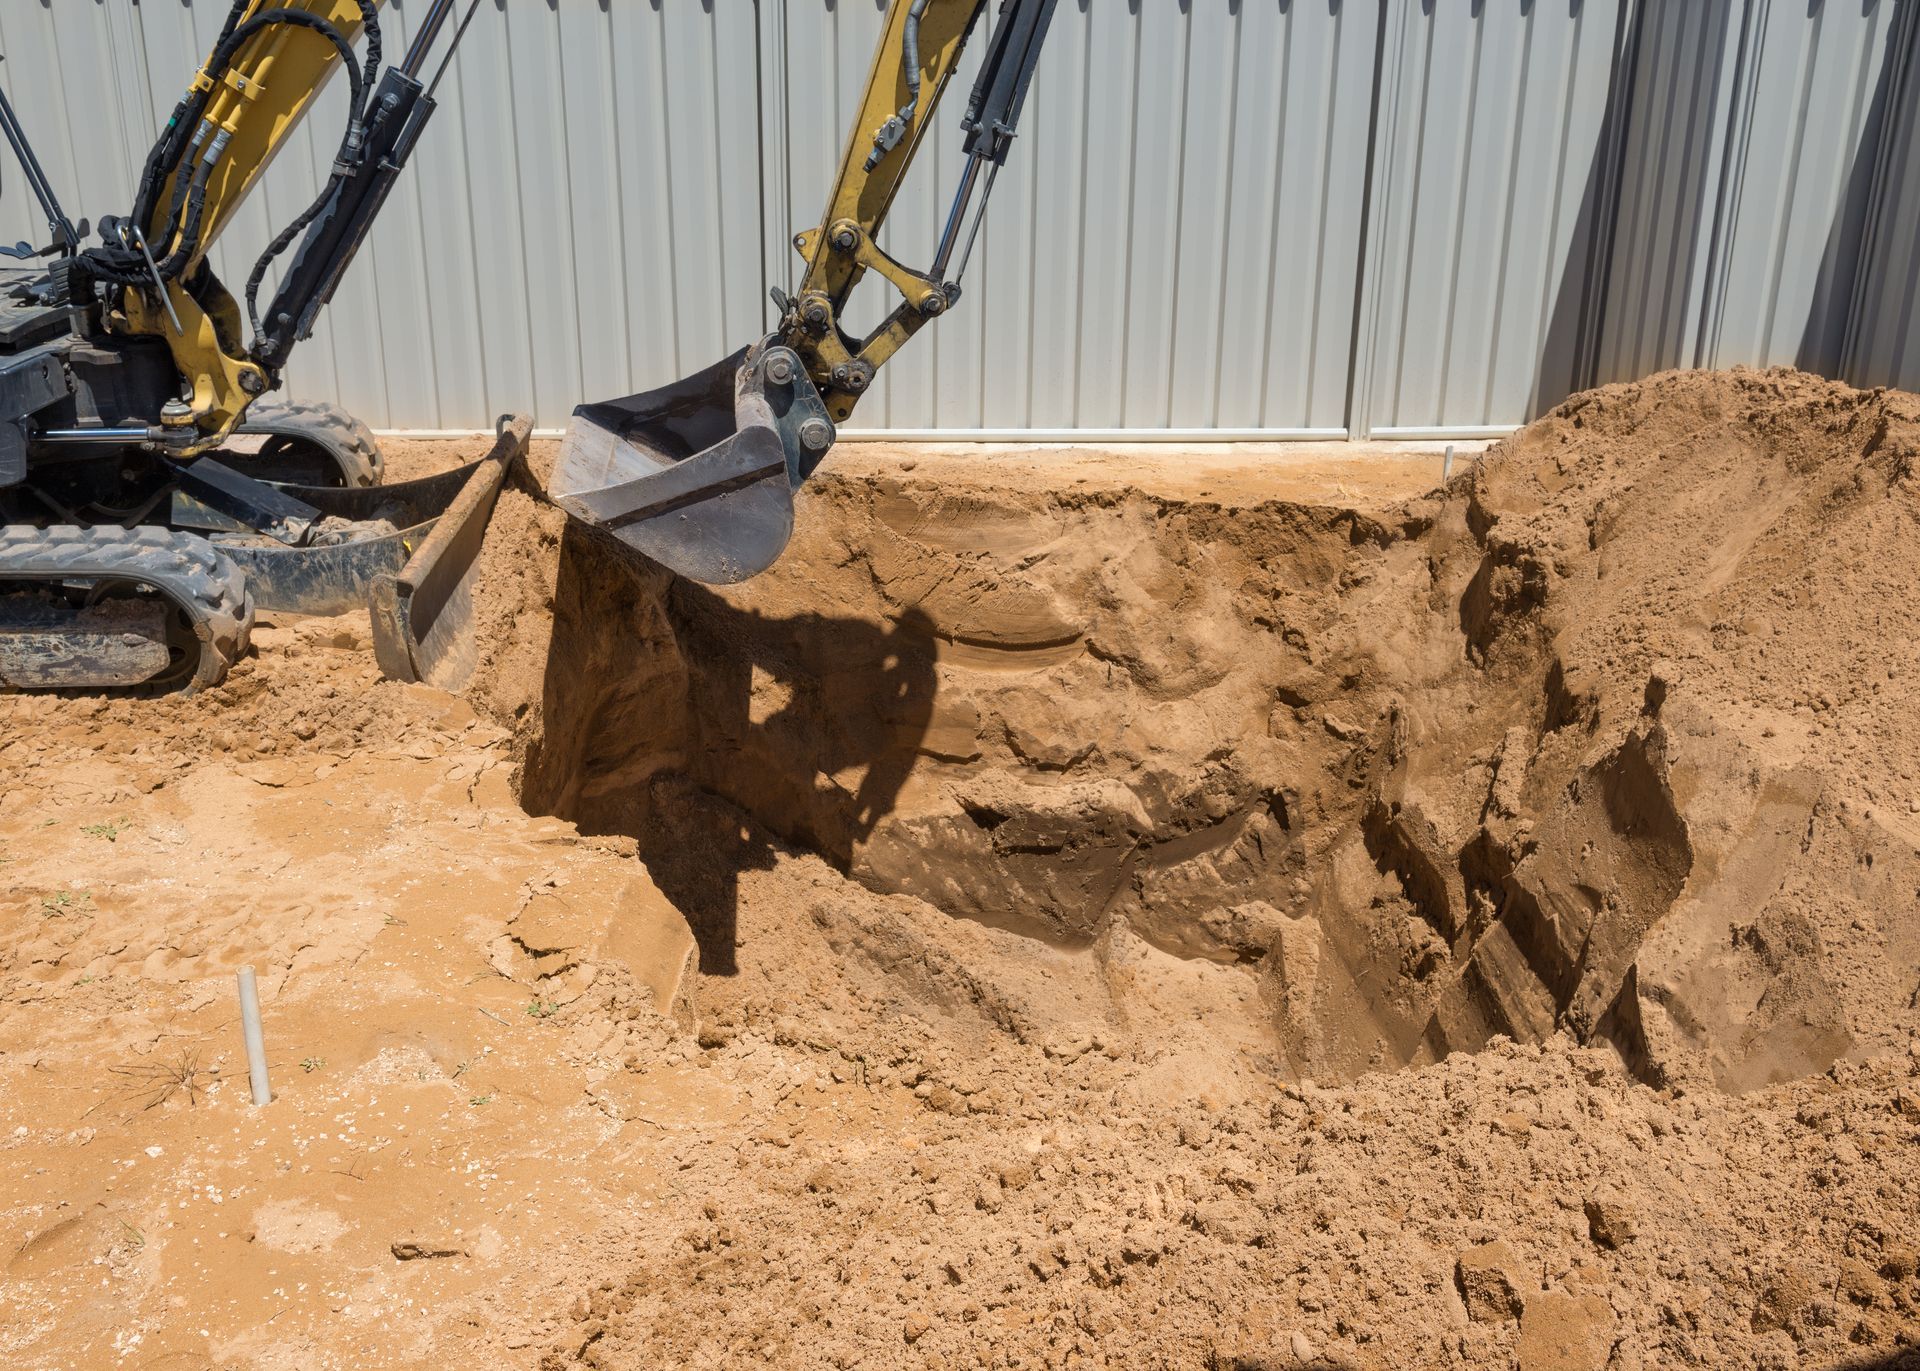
[244,4,385,343]
[865,0,935,171]
[904,0,931,110]
[244,167,344,341]
[82,6,373,292]
[130,0,248,232]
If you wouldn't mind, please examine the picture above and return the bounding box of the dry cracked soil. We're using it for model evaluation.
[2,366,1918,1370]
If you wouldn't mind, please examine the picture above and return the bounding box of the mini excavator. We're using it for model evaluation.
[0,0,1057,692]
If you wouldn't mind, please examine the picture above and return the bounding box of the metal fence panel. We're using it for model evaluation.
[1354,1,1634,437]
[1842,4,1920,392]
[1703,0,1904,376]
[1590,0,1748,387]
[4,1,1918,435]
[761,1,1376,435]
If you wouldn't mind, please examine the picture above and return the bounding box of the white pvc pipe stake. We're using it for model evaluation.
[236,965,272,1106]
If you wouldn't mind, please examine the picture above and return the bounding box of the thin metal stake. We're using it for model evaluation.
[236,965,272,1106]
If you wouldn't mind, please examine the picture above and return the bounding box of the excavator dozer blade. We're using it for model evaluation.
[368,415,530,690]
[547,343,835,585]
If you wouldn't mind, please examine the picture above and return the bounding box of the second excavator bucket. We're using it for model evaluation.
[548,342,836,584]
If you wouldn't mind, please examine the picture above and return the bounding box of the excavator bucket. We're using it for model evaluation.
[547,342,836,584]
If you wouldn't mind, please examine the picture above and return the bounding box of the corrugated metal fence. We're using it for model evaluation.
[2,1,1916,436]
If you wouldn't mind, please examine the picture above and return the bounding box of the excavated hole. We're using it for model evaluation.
[483,420,1875,1091]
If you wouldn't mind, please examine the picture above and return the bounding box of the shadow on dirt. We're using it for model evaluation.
[520,524,936,975]
[640,587,939,975]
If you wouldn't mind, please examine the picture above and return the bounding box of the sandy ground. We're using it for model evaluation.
[2,369,1917,1370]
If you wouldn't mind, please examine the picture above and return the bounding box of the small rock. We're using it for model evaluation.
[903,1312,930,1344]
[924,1083,968,1116]
[1493,1111,1532,1139]
[1190,1200,1263,1247]
[1456,1241,1525,1323]
[1322,714,1365,742]
[1583,1195,1637,1250]
[1516,1291,1612,1371]
[1879,1243,1918,1282]
[1044,1034,1094,1062]
[1751,1266,1816,1333]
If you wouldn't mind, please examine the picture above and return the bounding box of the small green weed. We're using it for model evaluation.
[39,890,94,918]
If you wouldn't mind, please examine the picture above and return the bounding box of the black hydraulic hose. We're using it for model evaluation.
[353,2,382,113]
[79,138,229,291]
[244,167,343,339]
[208,10,368,164]
[245,5,388,344]
[152,141,227,281]
[904,0,931,109]
[133,0,254,234]
[150,123,211,266]
[81,8,369,294]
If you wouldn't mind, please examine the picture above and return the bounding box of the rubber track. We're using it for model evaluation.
[0,526,254,691]
[236,399,385,487]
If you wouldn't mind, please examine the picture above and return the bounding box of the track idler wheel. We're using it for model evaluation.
[0,526,255,692]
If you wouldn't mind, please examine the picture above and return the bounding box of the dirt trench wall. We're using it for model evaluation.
[470,369,1920,1091]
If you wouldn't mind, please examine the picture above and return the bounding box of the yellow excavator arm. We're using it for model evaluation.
[0,0,1056,696]
[115,1,378,451]
[85,0,473,454]
[781,0,1059,424]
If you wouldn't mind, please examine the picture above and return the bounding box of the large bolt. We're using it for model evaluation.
[918,292,947,318]
[239,369,267,395]
[830,363,853,388]
[830,221,861,253]
[844,364,873,392]
[763,351,795,385]
[799,418,832,453]
[802,297,832,330]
